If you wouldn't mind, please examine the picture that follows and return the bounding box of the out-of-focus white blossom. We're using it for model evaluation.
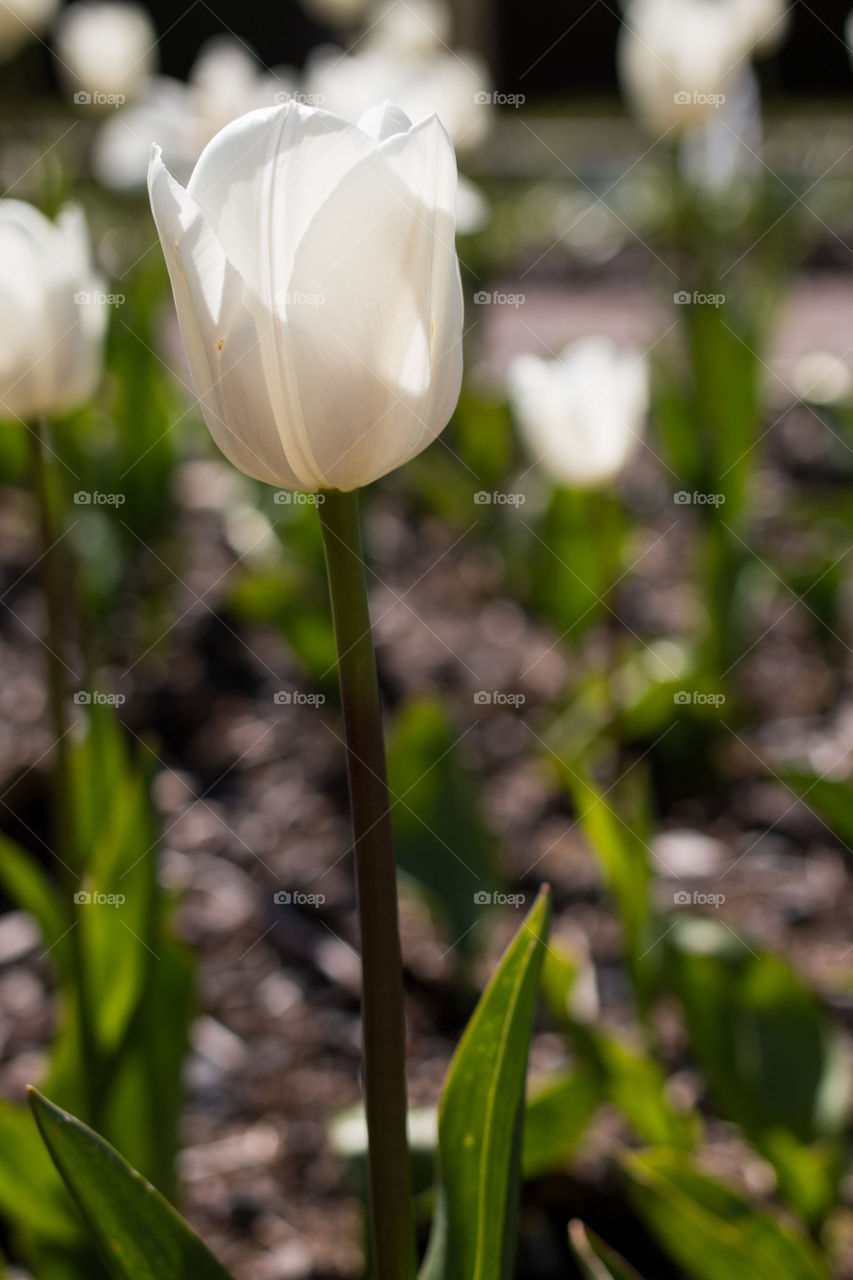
[792,352,852,406]
[55,1,156,105]
[0,0,58,63]
[0,202,107,420]
[305,44,491,153]
[508,338,649,489]
[619,0,750,135]
[732,0,790,55]
[93,36,296,190]
[362,0,452,57]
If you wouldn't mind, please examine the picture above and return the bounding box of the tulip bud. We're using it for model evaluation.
[54,1,157,105]
[0,202,107,422]
[508,338,649,489]
[148,100,463,493]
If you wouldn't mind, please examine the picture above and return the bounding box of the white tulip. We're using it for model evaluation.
[148,100,463,493]
[0,202,107,421]
[619,0,750,134]
[508,338,649,489]
[732,0,790,54]
[0,0,58,62]
[305,45,491,153]
[93,37,296,190]
[55,1,156,104]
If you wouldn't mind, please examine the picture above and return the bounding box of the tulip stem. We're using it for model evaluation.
[318,488,416,1280]
[27,419,99,1126]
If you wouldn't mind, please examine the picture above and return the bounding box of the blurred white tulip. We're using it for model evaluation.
[300,0,372,25]
[0,0,58,62]
[55,1,156,105]
[363,0,452,57]
[93,36,296,189]
[732,0,790,54]
[148,100,463,493]
[0,202,107,420]
[456,175,490,235]
[508,338,649,489]
[618,0,750,135]
[305,44,491,153]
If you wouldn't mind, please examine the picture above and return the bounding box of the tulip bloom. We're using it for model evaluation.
[0,202,107,422]
[148,100,463,493]
[508,338,649,489]
[55,1,157,104]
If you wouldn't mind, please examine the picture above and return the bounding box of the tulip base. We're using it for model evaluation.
[318,487,416,1280]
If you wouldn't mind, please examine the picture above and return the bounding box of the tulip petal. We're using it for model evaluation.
[148,147,304,489]
[358,101,413,142]
[283,112,463,489]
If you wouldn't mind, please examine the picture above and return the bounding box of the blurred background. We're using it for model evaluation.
[2,0,853,1278]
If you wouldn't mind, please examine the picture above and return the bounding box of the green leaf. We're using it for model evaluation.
[0,1100,79,1240]
[522,1069,601,1180]
[28,1089,234,1280]
[388,697,498,957]
[420,886,551,1280]
[568,1221,645,1280]
[664,918,849,1221]
[623,1149,831,1280]
[0,834,66,956]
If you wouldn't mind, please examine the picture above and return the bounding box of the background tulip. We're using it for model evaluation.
[508,337,649,489]
[148,100,463,494]
[618,0,751,135]
[54,1,157,105]
[0,202,107,422]
[0,0,57,63]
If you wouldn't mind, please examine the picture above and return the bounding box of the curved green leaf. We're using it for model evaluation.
[421,885,551,1280]
[569,1221,645,1280]
[28,1090,234,1280]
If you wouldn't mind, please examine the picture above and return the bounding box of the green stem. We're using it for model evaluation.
[318,488,416,1280]
[28,419,99,1125]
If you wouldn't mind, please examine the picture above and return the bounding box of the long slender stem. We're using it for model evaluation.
[28,419,99,1125]
[318,488,416,1280]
